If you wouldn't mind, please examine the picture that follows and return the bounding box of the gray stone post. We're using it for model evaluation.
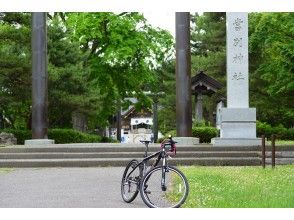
[174,12,199,145]
[31,12,48,139]
[175,12,192,137]
[195,92,203,122]
[25,12,54,145]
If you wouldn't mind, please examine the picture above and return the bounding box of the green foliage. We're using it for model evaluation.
[165,130,177,137]
[192,127,218,143]
[48,129,102,144]
[163,125,218,143]
[47,16,102,128]
[157,61,176,134]
[256,121,294,140]
[190,13,226,125]
[66,12,174,126]
[0,128,119,144]
[0,13,32,129]
[188,12,294,129]
[1,129,31,144]
[249,13,294,128]
[0,12,174,131]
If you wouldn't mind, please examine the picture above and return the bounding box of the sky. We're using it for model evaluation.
[143,11,176,37]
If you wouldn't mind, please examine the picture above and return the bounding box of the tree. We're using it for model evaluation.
[190,12,226,124]
[0,13,103,130]
[65,12,174,126]
[249,12,294,128]
[0,13,31,129]
[47,16,101,128]
[157,61,177,134]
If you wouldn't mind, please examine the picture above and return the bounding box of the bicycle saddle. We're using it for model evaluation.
[140,140,151,144]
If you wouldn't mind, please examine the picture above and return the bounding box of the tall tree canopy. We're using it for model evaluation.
[190,12,226,124]
[249,12,294,127]
[0,12,174,130]
[0,12,31,128]
[65,12,174,126]
[189,12,294,128]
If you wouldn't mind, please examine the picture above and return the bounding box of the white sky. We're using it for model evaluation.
[143,12,176,37]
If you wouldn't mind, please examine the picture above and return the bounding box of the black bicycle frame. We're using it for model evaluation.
[126,150,163,180]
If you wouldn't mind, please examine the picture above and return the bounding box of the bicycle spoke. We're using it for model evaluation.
[140,166,189,208]
[121,160,141,203]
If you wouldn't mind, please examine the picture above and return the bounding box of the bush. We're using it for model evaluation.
[256,121,273,138]
[284,128,294,140]
[165,130,177,137]
[163,127,218,143]
[48,129,102,144]
[100,136,118,143]
[0,128,114,144]
[192,127,218,143]
[1,129,31,145]
[256,121,294,140]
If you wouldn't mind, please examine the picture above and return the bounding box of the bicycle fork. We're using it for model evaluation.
[161,157,168,191]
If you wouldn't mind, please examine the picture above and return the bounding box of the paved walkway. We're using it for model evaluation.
[0,167,146,208]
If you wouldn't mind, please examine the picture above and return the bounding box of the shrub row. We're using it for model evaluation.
[162,127,218,143]
[192,127,218,143]
[256,121,294,140]
[162,122,294,143]
[0,129,115,145]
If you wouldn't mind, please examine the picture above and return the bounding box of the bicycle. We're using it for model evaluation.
[121,135,189,208]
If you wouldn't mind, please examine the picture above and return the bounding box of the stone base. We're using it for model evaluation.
[173,137,199,145]
[25,139,55,146]
[211,138,261,147]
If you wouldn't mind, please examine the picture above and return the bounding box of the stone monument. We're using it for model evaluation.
[211,12,261,146]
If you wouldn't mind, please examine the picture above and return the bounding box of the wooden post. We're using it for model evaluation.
[261,135,266,168]
[271,134,276,168]
[152,97,158,143]
[116,109,121,142]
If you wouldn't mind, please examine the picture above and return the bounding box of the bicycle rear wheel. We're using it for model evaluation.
[121,159,141,203]
[139,165,189,208]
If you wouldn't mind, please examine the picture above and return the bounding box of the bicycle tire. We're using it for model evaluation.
[121,159,141,203]
[139,165,189,208]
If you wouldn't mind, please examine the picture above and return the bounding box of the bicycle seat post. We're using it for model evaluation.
[140,140,150,158]
[144,142,149,158]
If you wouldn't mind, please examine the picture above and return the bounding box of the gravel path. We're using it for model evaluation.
[0,167,146,208]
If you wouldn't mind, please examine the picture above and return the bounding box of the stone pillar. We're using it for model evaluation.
[175,12,192,137]
[195,92,203,122]
[211,12,260,147]
[174,12,199,145]
[25,12,54,145]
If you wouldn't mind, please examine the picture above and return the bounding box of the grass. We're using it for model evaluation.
[0,168,14,174]
[179,165,294,208]
[267,140,294,146]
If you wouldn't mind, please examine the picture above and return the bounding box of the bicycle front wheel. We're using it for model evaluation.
[139,165,189,208]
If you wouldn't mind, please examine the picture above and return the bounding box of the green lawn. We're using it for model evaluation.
[180,165,294,208]
[0,168,14,174]
[267,140,294,146]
